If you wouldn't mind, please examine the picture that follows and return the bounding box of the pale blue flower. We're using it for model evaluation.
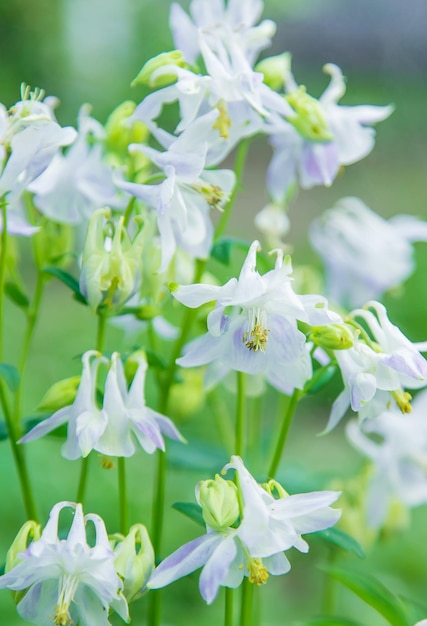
[0,501,129,626]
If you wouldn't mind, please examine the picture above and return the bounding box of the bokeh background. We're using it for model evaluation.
[1,1,427,624]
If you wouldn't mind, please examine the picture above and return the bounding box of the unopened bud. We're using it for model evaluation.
[5,520,41,574]
[111,524,154,602]
[198,474,239,530]
[79,209,144,312]
[286,86,333,142]
[309,323,354,351]
[255,52,291,91]
[105,101,148,162]
[37,376,81,412]
[132,50,186,88]
[169,369,205,421]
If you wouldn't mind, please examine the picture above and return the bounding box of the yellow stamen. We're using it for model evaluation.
[392,389,412,414]
[243,322,270,352]
[53,606,73,626]
[247,558,269,585]
[99,455,115,470]
[213,100,231,139]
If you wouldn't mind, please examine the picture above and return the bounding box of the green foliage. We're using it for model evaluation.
[316,527,365,559]
[0,362,19,392]
[42,266,87,305]
[172,502,205,527]
[4,282,29,310]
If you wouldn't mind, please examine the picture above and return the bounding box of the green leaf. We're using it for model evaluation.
[0,362,20,392]
[0,421,9,440]
[321,566,410,626]
[172,502,205,527]
[4,282,29,309]
[305,365,337,394]
[301,618,365,626]
[145,350,168,371]
[211,237,251,266]
[167,439,227,472]
[316,527,365,559]
[42,267,87,304]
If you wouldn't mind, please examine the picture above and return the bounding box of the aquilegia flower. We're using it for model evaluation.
[0,501,128,626]
[148,455,340,604]
[20,351,184,458]
[310,197,427,308]
[173,240,340,394]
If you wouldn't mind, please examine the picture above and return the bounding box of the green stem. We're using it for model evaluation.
[225,587,234,626]
[96,311,107,353]
[239,578,253,626]
[0,202,8,361]
[0,382,38,520]
[268,389,302,478]
[322,547,338,615]
[235,372,246,456]
[118,457,128,534]
[207,390,234,454]
[215,139,250,242]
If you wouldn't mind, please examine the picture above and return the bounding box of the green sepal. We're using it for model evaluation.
[172,502,205,528]
[42,266,87,305]
[320,566,411,626]
[4,282,29,310]
[0,362,20,392]
[316,527,365,559]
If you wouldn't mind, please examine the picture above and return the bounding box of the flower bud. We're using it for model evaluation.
[255,52,291,91]
[198,474,239,530]
[111,524,154,602]
[286,86,333,142]
[169,369,205,421]
[5,521,41,573]
[309,323,354,351]
[37,375,81,412]
[131,50,186,88]
[79,208,144,312]
[105,101,149,165]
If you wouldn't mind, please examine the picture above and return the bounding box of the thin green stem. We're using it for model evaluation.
[0,381,38,520]
[215,139,250,242]
[239,578,254,626]
[207,390,234,454]
[268,389,302,478]
[96,311,107,353]
[0,202,8,361]
[118,457,128,534]
[322,547,338,615]
[225,587,234,626]
[235,371,246,456]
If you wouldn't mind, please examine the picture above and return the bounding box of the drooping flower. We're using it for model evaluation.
[310,197,427,308]
[173,240,340,394]
[0,501,129,626]
[265,63,393,203]
[118,111,235,271]
[326,301,427,431]
[20,351,184,458]
[148,456,340,604]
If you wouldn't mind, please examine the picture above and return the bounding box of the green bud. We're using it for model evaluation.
[132,50,186,88]
[169,369,205,421]
[134,304,160,321]
[198,474,239,530]
[80,209,145,312]
[105,101,149,164]
[309,323,354,351]
[5,520,41,573]
[111,524,154,602]
[34,218,74,271]
[37,375,81,412]
[255,52,291,91]
[286,86,333,142]
[124,350,147,385]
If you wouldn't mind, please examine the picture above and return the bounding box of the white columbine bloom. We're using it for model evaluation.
[327,301,427,431]
[148,455,340,604]
[170,0,276,66]
[20,351,184,458]
[310,197,427,308]
[346,403,427,528]
[118,111,235,271]
[0,501,128,626]
[265,63,393,203]
[173,240,340,394]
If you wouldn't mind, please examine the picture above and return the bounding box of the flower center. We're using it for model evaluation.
[193,183,225,211]
[391,389,412,413]
[247,558,269,586]
[53,575,79,626]
[213,99,231,138]
[243,311,270,352]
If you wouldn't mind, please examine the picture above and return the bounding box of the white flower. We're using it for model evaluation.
[0,501,128,626]
[266,64,392,203]
[170,0,276,66]
[118,111,235,271]
[346,407,427,528]
[20,351,184,458]
[310,197,427,308]
[173,240,340,394]
[148,456,340,604]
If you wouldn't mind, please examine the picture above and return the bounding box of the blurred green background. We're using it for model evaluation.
[1,0,427,624]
